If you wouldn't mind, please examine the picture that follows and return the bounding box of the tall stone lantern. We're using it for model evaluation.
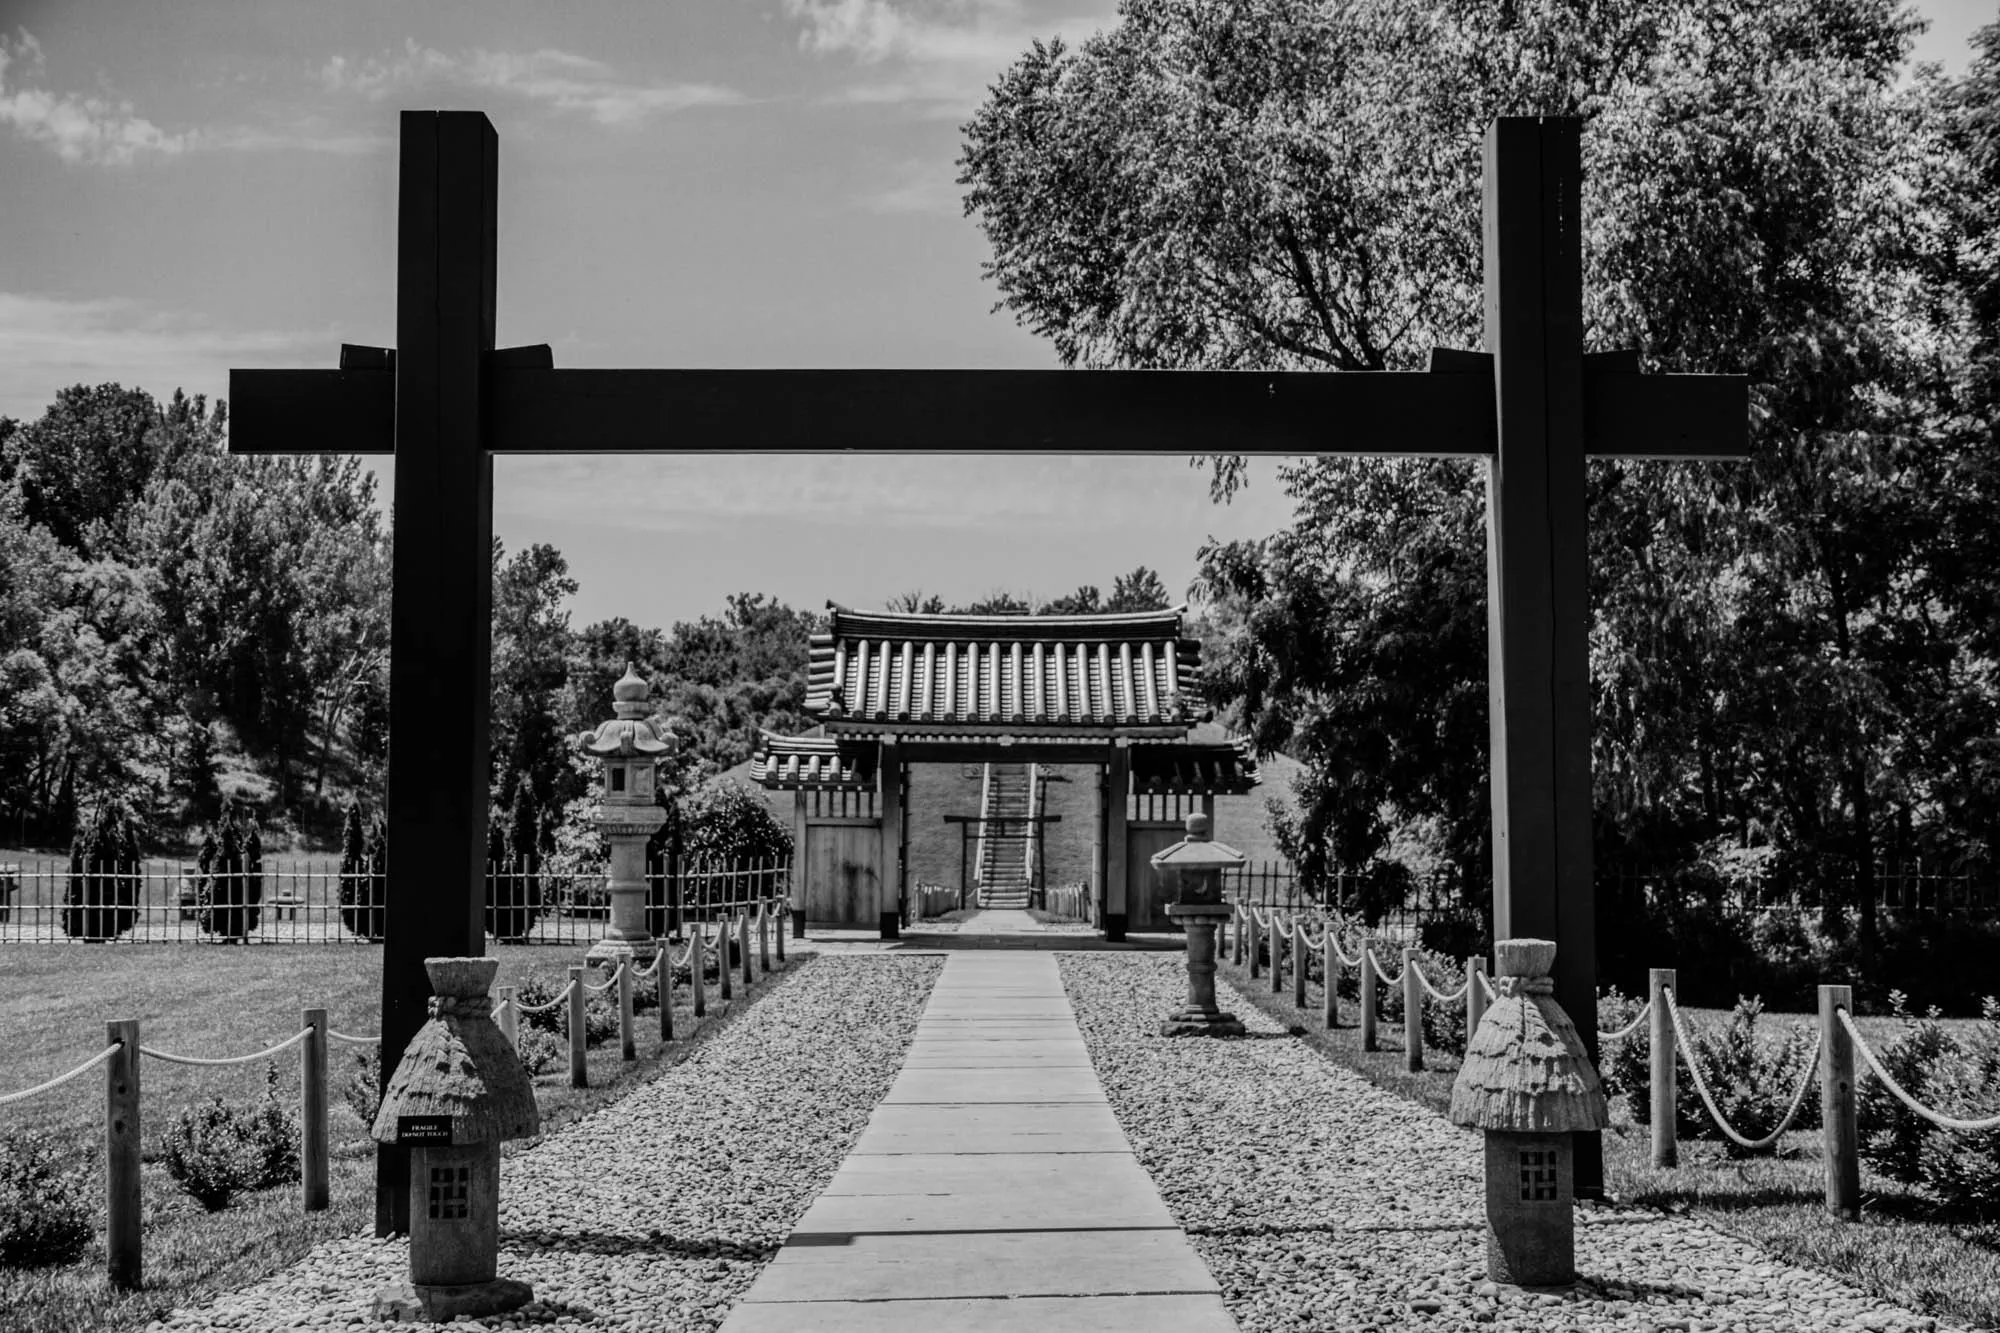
[1152,812,1247,1037]
[579,664,673,968]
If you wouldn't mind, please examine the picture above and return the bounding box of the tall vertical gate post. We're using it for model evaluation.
[377,111,500,1235]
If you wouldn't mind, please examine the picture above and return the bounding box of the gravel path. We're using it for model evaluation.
[148,954,942,1332]
[1059,953,1959,1333]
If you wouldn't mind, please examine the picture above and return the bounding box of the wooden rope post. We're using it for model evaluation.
[497,985,519,1050]
[1322,930,1339,1029]
[301,1007,329,1212]
[657,957,674,1041]
[1248,911,1261,978]
[720,915,735,1001]
[1292,918,1307,1009]
[1268,913,1283,994]
[1649,968,1677,1169]
[775,901,786,966]
[1820,983,1859,1220]
[691,927,708,1018]
[741,910,754,988]
[1466,956,1486,1046]
[1403,946,1424,1072]
[617,963,636,1062]
[1360,941,1378,1052]
[567,965,588,1089]
[759,900,771,973]
[105,1018,141,1289]
[1232,906,1244,966]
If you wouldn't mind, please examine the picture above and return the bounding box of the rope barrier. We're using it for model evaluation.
[580,963,623,995]
[1662,987,1821,1151]
[0,1042,122,1106]
[514,979,576,1015]
[1367,949,1405,986]
[141,1025,314,1067]
[1599,1001,1653,1044]
[1410,961,1471,1004]
[1330,933,1364,968]
[1477,972,1497,1002]
[1840,1009,2000,1133]
[327,1029,379,1046]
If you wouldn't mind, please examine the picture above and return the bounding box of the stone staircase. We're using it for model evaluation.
[976,763,1034,908]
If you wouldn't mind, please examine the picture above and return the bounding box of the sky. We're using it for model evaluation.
[0,0,1992,627]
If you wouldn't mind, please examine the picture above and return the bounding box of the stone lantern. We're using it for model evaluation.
[372,957,539,1323]
[1151,811,1247,1037]
[578,664,674,968]
[1449,938,1609,1287]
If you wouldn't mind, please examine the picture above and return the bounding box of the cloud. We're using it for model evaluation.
[321,40,745,125]
[0,292,336,420]
[0,31,191,165]
[0,30,388,164]
[784,0,1108,111]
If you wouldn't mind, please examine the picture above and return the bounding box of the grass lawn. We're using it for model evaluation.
[1216,951,2000,1333]
[0,942,813,1333]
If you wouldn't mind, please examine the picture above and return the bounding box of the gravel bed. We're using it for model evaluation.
[148,954,942,1332]
[1059,953,1959,1333]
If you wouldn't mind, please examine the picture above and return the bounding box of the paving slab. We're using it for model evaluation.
[746,1230,1219,1302]
[722,1294,1238,1332]
[882,1067,1104,1103]
[850,1103,1129,1155]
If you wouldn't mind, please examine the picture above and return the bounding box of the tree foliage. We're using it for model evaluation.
[963,0,1996,948]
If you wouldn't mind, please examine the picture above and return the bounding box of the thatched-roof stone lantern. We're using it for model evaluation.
[579,664,674,968]
[1152,812,1246,1038]
[1449,938,1608,1287]
[371,957,539,1323]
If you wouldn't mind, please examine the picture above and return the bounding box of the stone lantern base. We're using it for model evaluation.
[1481,1130,1575,1287]
[584,935,660,969]
[1160,903,1245,1038]
[373,1277,534,1324]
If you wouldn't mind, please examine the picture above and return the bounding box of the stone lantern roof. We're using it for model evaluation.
[372,958,539,1145]
[1149,811,1246,872]
[579,664,676,759]
[1450,939,1609,1134]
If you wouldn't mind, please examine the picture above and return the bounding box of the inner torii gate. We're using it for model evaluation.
[230,111,1744,1227]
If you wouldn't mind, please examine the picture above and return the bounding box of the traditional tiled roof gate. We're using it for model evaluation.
[757,604,1260,938]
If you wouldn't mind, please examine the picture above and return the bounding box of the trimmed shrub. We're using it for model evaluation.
[0,1131,93,1266]
[517,1027,565,1076]
[195,808,263,940]
[1915,998,2000,1212]
[340,1045,382,1129]
[486,786,547,943]
[163,1064,300,1210]
[61,798,144,941]
[338,808,387,942]
[1597,985,1649,1109]
[1860,991,1960,1181]
[513,973,618,1047]
[1624,996,1821,1154]
[1860,993,2000,1212]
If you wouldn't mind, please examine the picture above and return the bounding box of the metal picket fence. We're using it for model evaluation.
[0,856,792,945]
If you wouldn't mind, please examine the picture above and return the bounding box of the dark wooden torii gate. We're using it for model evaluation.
[230,111,1743,1226]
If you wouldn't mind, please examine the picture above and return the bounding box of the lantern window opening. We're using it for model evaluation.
[428,1164,471,1220]
[1518,1149,1558,1203]
[610,768,626,793]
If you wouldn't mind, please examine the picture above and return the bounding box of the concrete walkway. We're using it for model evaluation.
[720,953,1236,1331]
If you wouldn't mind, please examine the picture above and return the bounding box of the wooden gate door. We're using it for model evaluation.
[806,824,882,927]
[1124,823,1185,931]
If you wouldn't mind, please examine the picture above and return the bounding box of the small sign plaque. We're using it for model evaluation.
[396,1115,454,1146]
